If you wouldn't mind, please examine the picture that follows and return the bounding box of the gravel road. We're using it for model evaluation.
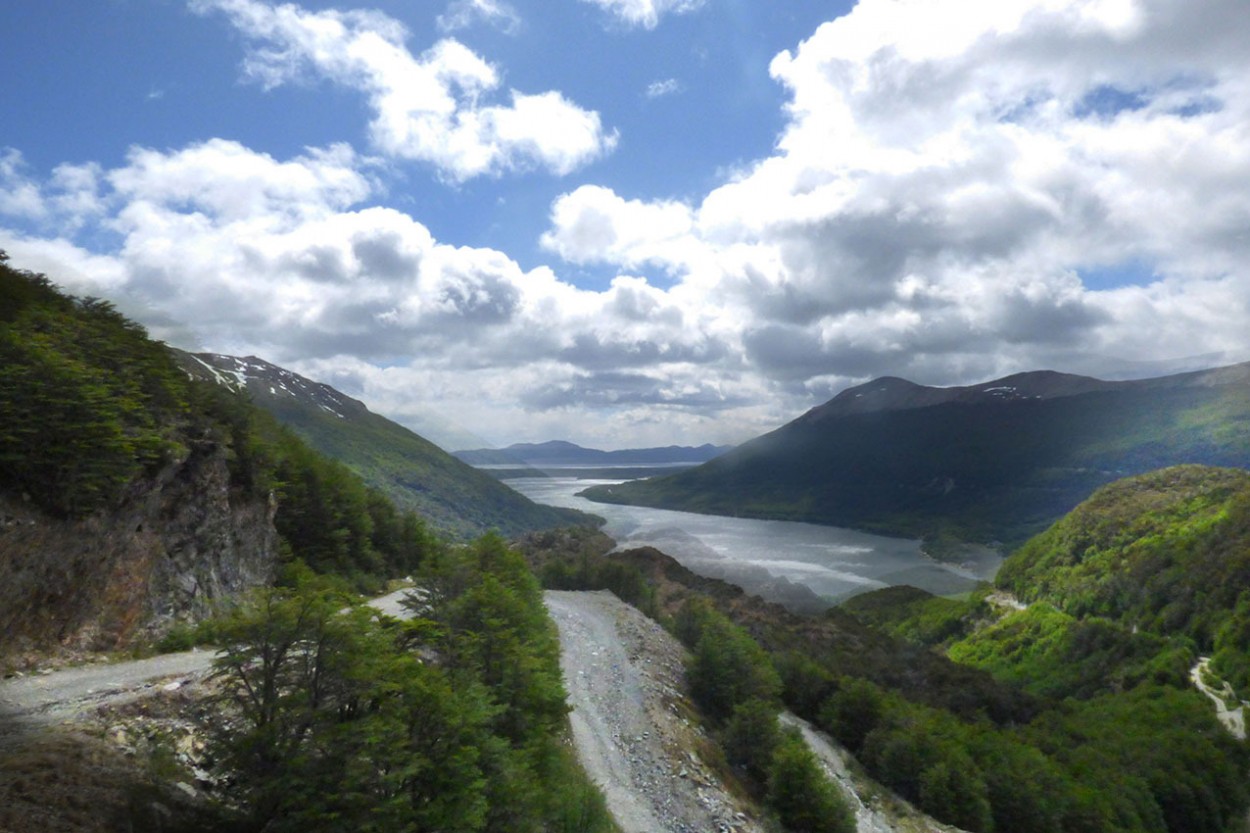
[1191,657,1247,740]
[545,590,763,833]
[0,650,213,736]
[0,587,421,740]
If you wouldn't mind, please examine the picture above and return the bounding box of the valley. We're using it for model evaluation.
[3,257,1250,833]
[508,475,995,611]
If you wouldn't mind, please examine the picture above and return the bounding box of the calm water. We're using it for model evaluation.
[507,476,999,610]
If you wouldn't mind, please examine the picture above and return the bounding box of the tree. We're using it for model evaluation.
[723,698,782,785]
[682,601,782,723]
[766,728,856,833]
[820,677,884,754]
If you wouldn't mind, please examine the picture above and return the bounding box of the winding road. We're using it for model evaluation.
[1190,657,1247,740]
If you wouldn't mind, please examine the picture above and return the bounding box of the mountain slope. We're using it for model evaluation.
[583,363,1250,545]
[179,352,594,540]
[992,464,1250,694]
[833,466,1250,832]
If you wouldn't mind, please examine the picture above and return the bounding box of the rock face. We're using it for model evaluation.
[0,441,278,661]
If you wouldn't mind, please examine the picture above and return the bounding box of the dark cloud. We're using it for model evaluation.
[555,331,729,371]
[352,232,420,280]
[521,370,747,411]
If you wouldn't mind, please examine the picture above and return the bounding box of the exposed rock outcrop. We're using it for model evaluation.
[0,441,278,663]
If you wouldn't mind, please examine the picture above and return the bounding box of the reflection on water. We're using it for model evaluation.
[507,477,1001,611]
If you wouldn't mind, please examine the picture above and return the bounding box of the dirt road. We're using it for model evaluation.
[1191,657,1247,740]
[0,650,212,735]
[545,590,762,833]
[0,587,419,738]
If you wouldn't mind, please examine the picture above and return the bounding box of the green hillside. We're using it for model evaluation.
[180,352,595,540]
[992,464,1250,695]
[583,369,1250,547]
[831,465,1250,832]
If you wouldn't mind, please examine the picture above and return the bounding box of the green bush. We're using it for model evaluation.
[766,728,855,833]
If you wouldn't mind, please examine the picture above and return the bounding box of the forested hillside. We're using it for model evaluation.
[994,465,1250,697]
[0,255,435,654]
[835,465,1250,832]
[181,352,594,540]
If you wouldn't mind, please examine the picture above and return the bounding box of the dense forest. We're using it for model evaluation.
[835,466,1250,832]
[200,541,611,833]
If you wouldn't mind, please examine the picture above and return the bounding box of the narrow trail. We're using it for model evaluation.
[1190,658,1247,740]
[779,713,967,833]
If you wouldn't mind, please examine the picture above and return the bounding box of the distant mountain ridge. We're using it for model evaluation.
[455,439,733,467]
[806,364,1250,420]
[178,352,594,540]
[582,362,1250,546]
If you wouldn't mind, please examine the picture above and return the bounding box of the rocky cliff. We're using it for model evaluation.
[0,439,278,664]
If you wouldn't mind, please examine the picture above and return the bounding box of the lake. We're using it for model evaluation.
[506,475,1000,611]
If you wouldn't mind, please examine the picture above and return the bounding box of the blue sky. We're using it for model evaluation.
[1,0,833,275]
[3,0,1250,449]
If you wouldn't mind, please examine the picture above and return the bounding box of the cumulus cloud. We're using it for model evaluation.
[191,0,615,181]
[545,0,1250,392]
[7,0,1250,449]
[579,0,706,30]
[0,151,105,231]
[541,185,700,271]
[0,139,744,446]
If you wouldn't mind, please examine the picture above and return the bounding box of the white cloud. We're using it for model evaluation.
[645,78,681,99]
[578,0,706,30]
[545,0,1250,392]
[191,0,615,181]
[7,0,1250,449]
[541,185,701,270]
[0,150,107,232]
[0,140,747,447]
[0,150,49,222]
[437,0,522,34]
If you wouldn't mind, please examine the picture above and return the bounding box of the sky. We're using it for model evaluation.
[2,0,1249,451]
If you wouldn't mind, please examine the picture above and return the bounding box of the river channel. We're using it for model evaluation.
[506,474,1000,611]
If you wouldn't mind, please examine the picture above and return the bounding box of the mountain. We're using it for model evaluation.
[454,439,733,467]
[178,352,594,540]
[582,363,1250,546]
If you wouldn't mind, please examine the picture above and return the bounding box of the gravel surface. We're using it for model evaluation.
[545,590,763,833]
[0,588,419,742]
[780,713,967,833]
[0,650,213,737]
[1191,657,1247,740]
